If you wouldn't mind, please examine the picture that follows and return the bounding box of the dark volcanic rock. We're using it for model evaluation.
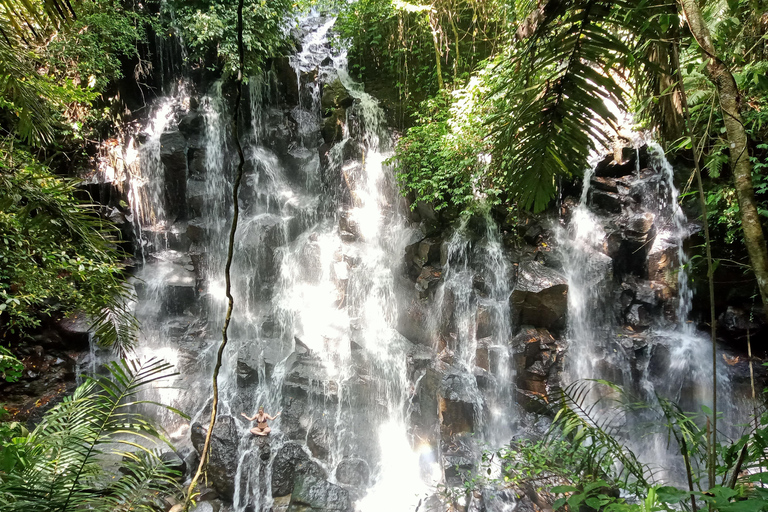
[190,415,239,501]
[321,79,354,113]
[159,129,188,219]
[272,442,328,497]
[273,57,300,106]
[593,146,647,178]
[335,457,370,488]
[439,371,477,436]
[510,262,568,331]
[288,473,352,512]
[55,313,92,349]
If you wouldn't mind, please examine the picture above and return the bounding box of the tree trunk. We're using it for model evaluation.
[428,9,445,90]
[680,0,768,319]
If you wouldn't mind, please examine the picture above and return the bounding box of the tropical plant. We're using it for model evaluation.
[167,0,292,77]
[0,357,186,511]
[497,380,768,512]
[333,0,509,125]
[392,86,498,213]
[0,145,136,353]
[0,346,22,383]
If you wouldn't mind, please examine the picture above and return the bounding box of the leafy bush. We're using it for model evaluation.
[169,0,293,76]
[0,146,134,349]
[392,78,499,213]
[488,381,768,512]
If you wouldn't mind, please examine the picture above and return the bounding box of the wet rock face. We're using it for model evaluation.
[159,129,188,220]
[510,262,568,332]
[439,371,477,436]
[272,442,328,498]
[288,473,352,512]
[190,415,239,501]
[511,327,562,412]
[335,457,370,488]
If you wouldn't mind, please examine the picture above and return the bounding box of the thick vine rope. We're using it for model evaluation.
[181,0,245,508]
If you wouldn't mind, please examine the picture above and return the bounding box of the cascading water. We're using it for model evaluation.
[116,8,527,508]
[559,141,745,479]
[100,5,758,509]
[122,12,456,512]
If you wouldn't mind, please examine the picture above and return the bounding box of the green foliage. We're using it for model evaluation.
[44,0,156,90]
[485,0,669,212]
[0,358,187,511]
[169,0,292,76]
[392,86,497,213]
[0,0,156,144]
[0,345,22,382]
[0,0,75,45]
[0,145,136,351]
[334,0,508,121]
[487,380,768,512]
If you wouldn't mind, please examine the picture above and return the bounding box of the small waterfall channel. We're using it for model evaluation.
[559,142,748,479]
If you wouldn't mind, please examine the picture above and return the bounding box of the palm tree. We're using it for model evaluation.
[0,357,186,511]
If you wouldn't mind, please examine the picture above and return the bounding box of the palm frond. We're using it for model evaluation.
[0,358,186,512]
[488,0,635,212]
[488,0,680,212]
[547,379,652,493]
[0,0,76,45]
[0,41,55,143]
[85,451,182,512]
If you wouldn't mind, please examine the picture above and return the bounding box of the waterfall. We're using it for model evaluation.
[559,141,744,480]
[101,6,757,509]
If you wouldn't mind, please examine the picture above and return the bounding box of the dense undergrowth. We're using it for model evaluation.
[447,380,768,512]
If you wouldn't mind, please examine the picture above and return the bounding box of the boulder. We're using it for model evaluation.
[321,79,354,114]
[510,262,568,331]
[593,146,647,178]
[321,110,345,145]
[415,266,442,298]
[442,433,478,484]
[307,421,332,460]
[272,57,300,106]
[475,306,494,339]
[411,367,440,444]
[288,473,352,512]
[236,357,259,388]
[272,442,328,497]
[55,313,92,349]
[335,457,370,488]
[648,243,677,283]
[590,189,623,213]
[163,266,197,315]
[189,502,214,512]
[397,297,432,347]
[178,110,203,138]
[190,415,239,501]
[187,180,207,218]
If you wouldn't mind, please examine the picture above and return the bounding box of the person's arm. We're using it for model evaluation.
[267,411,282,420]
[241,412,257,421]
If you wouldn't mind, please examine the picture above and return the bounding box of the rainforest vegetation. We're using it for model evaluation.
[1,0,768,511]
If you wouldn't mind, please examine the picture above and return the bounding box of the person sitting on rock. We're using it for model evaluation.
[241,406,280,436]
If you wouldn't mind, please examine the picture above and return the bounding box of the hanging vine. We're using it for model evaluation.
[180,0,246,508]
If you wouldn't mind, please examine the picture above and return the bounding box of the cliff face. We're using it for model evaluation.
[5,13,762,512]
